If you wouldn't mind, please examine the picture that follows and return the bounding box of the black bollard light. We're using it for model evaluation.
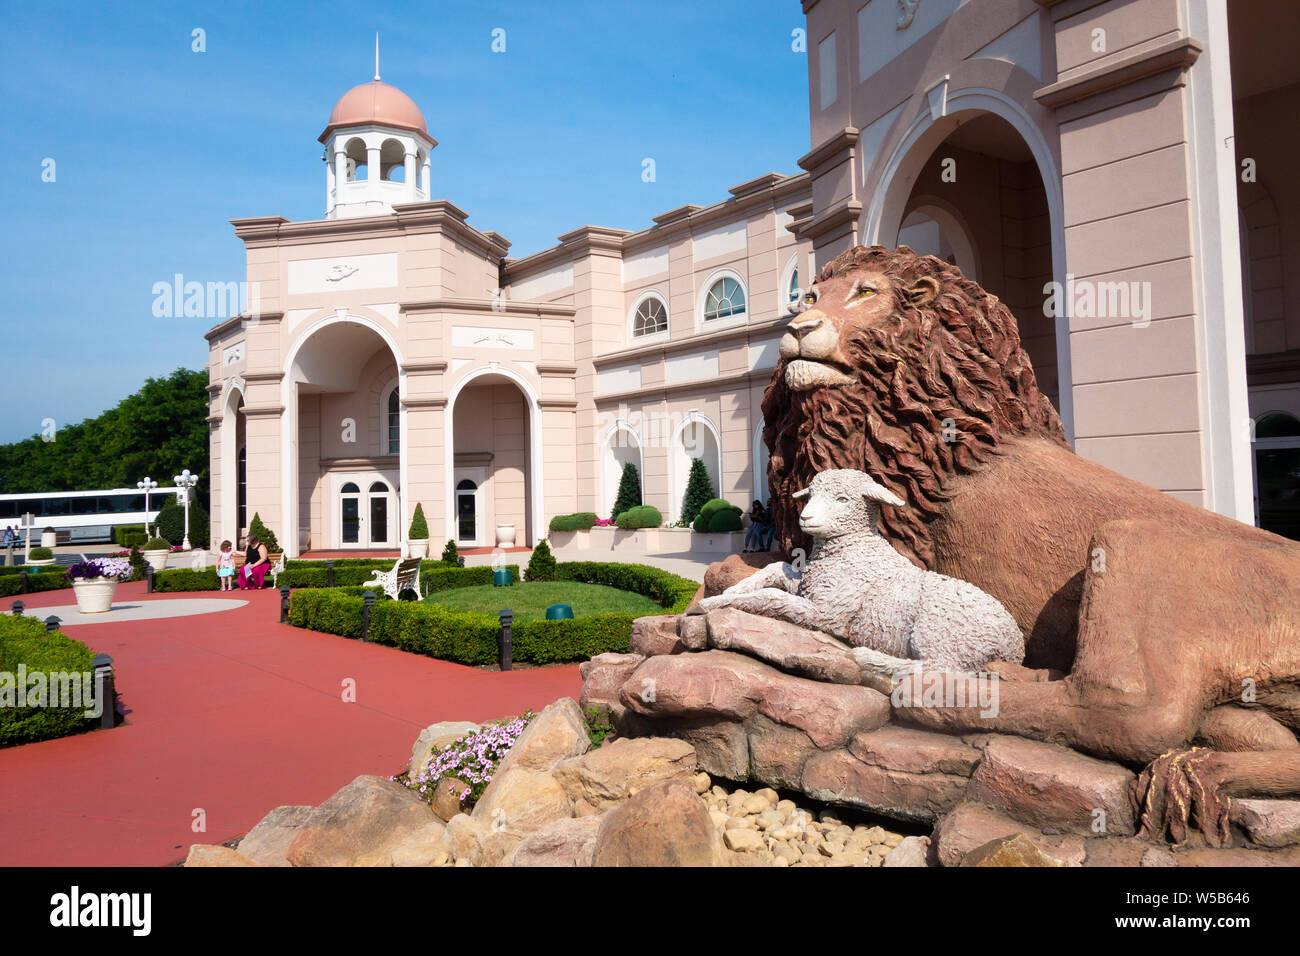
[11,600,23,616]
[44,615,60,633]
[145,565,154,594]
[498,608,514,671]
[91,653,117,729]
[361,591,376,642]
[326,559,335,588]
[20,569,28,594]
[279,585,291,623]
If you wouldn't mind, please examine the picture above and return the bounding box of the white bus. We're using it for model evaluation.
[0,487,181,544]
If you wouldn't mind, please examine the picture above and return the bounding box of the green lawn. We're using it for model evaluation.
[424,581,665,621]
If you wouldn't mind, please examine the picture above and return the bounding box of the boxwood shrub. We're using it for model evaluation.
[692,498,743,533]
[0,570,70,598]
[0,615,97,748]
[614,505,662,530]
[548,512,598,532]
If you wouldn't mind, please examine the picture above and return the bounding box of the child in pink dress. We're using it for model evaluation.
[217,540,236,590]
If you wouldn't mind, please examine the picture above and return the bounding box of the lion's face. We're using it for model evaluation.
[778,266,938,392]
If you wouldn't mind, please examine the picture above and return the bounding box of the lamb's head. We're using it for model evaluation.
[792,469,906,540]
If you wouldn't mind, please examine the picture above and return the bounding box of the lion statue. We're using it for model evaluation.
[741,243,1300,845]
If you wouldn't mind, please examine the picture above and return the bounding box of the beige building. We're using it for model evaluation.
[206,0,1300,556]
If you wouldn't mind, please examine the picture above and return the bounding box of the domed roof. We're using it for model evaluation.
[318,80,433,144]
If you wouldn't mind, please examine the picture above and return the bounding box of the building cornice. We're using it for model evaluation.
[402,397,448,410]
[399,297,576,319]
[502,171,812,282]
[243,371,284,384]
[1035,36,1204,109]
[319,455,401,469]
[798,197,863,243]
[229,200,510,261]
[204,312,285,341]
[241,404,285,418]
[592,316,788,370]
[595,367,776,405]
[536,363,577,377]
[798,127,859,174]
[399,361,449,374]
[537,398,579,410]
[1247,350,1300,387]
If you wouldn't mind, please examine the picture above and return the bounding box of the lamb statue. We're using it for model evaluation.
[695,469,1025,677]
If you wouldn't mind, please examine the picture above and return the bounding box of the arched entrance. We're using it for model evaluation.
[282,316,404,555]
[446,368,541,548]
[601,423,643,517]
[218,381,246,548]
[867,94,1071,437]
[670,413,722,522]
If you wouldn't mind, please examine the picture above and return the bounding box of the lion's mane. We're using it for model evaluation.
[762,244,1066,567]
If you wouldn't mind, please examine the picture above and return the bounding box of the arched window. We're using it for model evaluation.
[385,388,400,455]
[456,479,479,543]
[344,138,367,181]
[632,296,668,338]
[703,276,746,323]
[380,138,406,182]
[788,267,800,304]
[1256,413,1300,439]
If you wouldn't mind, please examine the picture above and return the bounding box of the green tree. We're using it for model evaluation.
[409,502,429,539]
[441,539,460,565]
[525,539,557,582]
[610,462,642,521]
[0,368,211,507]
[247,512,279,554]
[680,458,715,525]
[154,495,210,548]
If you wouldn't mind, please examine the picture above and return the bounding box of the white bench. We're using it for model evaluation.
[362,557,422,601]
[268,552,286,588]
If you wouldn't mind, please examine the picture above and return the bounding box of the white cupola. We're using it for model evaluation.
[319,70,436,219]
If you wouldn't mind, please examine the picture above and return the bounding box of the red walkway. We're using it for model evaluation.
[0,582,581,866]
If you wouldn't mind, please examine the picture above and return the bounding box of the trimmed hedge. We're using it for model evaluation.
[549,512,598,532]
[113,525,146,547]
[288,560,700,666]
[0,571,68,598]
[0,615,97,748]
[154,561,520,593]
[615,505,662,530]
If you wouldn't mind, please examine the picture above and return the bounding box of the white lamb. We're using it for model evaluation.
[695,468,1024,676]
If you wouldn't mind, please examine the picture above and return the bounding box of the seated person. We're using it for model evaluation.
[743,500,770,553]
[237,535,270,589]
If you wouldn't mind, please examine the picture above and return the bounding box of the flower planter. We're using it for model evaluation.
[495,524,516,548]
[41,529,57,549]
[72,578,118,614]
[142,549,170,572]
[407,538,429,559]
[546,529,589,551]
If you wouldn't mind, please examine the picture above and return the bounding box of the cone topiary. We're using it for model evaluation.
[441,539,459,565]
[611,462,642,521]
[247,512,279,554]
[680,458,715,525]
[409,502,429,540]
[525,539,557,582]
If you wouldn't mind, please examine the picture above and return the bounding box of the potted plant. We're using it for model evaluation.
[40,526,58,549]
[66,556,132,614]
[495,522,517,548]
[141,536,172,572]
[408,502,429,559]
[26,546,57,567]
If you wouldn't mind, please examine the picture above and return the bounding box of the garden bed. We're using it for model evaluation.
[0,615,99,748]
[287,561,700,666]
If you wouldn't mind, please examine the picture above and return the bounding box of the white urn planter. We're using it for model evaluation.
[72,578,118,614]
[25,557,57,567]
[495,524,516,548]
[40,529,57,549]
[142,549,170,572]
[407,539,429,559]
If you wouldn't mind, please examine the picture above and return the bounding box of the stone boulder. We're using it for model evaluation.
[704,606,860,684]
[430,777,470,822]
[960,832,1070,867]
[491,697,590,779]
[578,653,644,720]
[881,835,931,867]
[470,767,573,836]
[590,779,722,867]
[802,747,970,824]
[1231,798,1300,847]
[408,720,481,777]
[701,553,771,599]
[932,802,1086,867]
[285,775,445,867]
[629,616,683,656]
[552,736,697,811]
[236,805,313,866]
[505,815,603,867]
[620,649,888,748]
[185,845,263,867]
[969,736,1136,836]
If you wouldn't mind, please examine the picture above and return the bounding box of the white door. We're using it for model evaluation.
[336,477,397,548]
[453,467,485,546]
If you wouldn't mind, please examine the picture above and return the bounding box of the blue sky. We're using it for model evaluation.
[0,0,811,444]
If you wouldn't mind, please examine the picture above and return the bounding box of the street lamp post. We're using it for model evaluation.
[172,469,199,551]
[137,477,158,536]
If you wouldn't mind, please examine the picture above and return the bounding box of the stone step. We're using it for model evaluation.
[932,802,1086,867]
[969,735,1137,836]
